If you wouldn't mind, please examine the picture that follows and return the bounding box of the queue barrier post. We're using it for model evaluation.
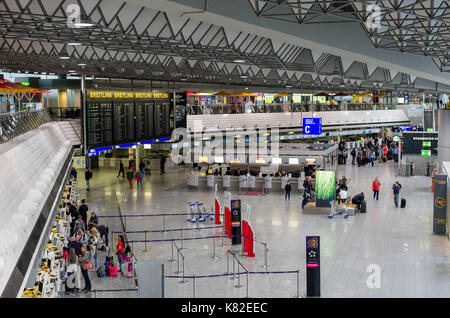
[143,231,148,253]
[246,271,249,298]
[111,232,115,253]
[296,270,300,298]
[193,275,196,298]
[124,216,127,233]
[169,241,175,262]
[163,215,166,233]
[247,224,255,257]
[211,234,217,259]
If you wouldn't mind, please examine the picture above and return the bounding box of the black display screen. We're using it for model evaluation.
[402,132,438,155]
[86,91,172,149]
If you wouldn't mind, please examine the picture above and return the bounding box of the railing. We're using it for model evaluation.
[0,109,51,144]
[188,103,396,115]
[47,107,81,120]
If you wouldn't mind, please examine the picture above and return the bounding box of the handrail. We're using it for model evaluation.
[0,109,51,144]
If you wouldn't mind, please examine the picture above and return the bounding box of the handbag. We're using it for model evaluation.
[81,261,93,271]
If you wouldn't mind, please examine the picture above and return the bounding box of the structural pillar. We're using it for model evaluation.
[80,74,89,168]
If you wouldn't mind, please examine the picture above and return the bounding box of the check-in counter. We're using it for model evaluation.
[187,174,309,193]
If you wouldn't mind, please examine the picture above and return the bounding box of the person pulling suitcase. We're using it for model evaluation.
[392,181,402,208]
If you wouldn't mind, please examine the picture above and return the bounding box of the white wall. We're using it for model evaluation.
[0,122,73,295]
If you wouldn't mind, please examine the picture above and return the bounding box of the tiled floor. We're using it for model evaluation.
[68,160,450,298]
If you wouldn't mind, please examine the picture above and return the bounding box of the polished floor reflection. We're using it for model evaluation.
[69,161,450,298]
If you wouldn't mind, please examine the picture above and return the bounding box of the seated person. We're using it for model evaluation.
[338,188,348,204]
[351,192,365,210]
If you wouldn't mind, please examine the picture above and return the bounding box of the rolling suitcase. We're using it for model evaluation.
[400,198,406,208]
[360,201,367,213]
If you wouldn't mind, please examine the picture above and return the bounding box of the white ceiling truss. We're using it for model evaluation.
[248,0,450,72]
[0,0,446,92]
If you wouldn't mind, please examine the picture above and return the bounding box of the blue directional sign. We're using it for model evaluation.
[303,118,322,135]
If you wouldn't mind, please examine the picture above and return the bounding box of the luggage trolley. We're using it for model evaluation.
[187,201,197,223]
[328,200,349,219]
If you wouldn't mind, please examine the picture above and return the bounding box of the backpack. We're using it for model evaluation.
[97,266,107,277]
[137,171,143,180]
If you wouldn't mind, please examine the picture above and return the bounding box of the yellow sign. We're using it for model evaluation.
[434,197,446,209]
[88,91,168,99]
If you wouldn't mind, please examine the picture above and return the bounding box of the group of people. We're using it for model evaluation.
[336,137,401,168]
[117,157,167,189]
[64,198,109,293]
[62,183,135,293]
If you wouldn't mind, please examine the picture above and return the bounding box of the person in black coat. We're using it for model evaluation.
[117,162,125,178]
[284,181,292,200]
[67,202,79,235]
[352,192,365,210]
[78,199,89,229]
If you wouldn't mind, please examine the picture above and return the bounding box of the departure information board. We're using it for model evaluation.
[86,91,172,149]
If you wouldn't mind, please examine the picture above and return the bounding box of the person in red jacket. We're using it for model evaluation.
[116,235,125,274]
[372,177,381,201]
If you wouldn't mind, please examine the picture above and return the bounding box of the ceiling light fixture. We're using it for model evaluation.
[67,42,82,46]
[73,13,95,28]
[59,46,70,60]
[233,59,246,63]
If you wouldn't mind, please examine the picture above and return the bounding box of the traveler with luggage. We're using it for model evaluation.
[284,181,292,201]
[372,177,381,201]
[85,168,93,191]
[352,192,365,211]
[71,227,88,245]
[135,169,144,189]
[116,235,126,274]
[64,248,80,293]
[96,224,109,250]
[79,245,92,292]
[338,187,348,204]
[126,169,134,189]
[124,245,134,277]
[88,227,100,270]
[392,181,402,207]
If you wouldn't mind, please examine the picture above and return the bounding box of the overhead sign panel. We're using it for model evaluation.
[303,118,322,135]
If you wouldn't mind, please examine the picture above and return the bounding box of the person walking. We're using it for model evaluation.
[351,148,356,165]
[284,181,292,201]
[145,160,151,176]
[139,160,145,172]
[71,167,78,179]
[85,168,93,191]
[126,169,134,189]
[96,224,109,251]
[135,169,144,189]
[372,177,381,201]
[392,181,402,207]
[160,157,166,175]
[79,245,92,292]
[370,150,376,167]
[117,161,125,178]
[65,248,80,293]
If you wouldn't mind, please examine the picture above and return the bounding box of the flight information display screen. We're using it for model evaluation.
[86,91,172,149]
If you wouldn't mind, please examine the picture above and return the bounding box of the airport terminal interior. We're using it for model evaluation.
[1,0,450,300]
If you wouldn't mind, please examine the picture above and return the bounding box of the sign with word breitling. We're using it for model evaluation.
[88,91,168,99]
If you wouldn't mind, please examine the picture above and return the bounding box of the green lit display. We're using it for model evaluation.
[421,150,431,156]
[423,141,431,147]
[315,171,335,201]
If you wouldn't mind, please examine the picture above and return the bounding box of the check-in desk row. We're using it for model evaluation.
[21,179,78,298]
[187,173,313,193]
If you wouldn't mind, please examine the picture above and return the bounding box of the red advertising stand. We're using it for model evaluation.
[215,198,221,225]
[224,206,231,238]
[241,219,255,257]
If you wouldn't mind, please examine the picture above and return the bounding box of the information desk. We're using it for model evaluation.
[21,178,77,298]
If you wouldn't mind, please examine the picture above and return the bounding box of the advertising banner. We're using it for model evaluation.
[306,236,320,297]
[315,170,335,207]
[231,200,242,245]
